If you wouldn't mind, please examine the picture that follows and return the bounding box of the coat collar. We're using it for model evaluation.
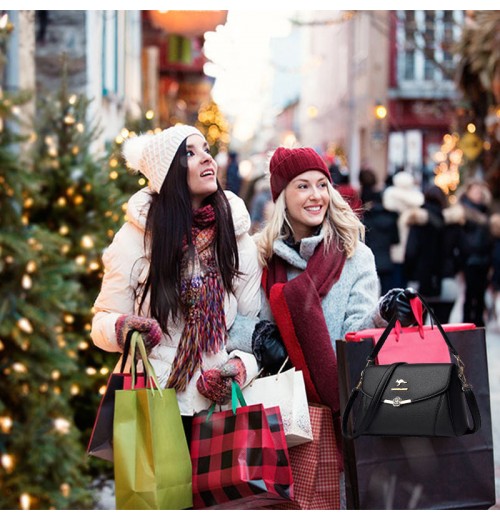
[273,230,324,270]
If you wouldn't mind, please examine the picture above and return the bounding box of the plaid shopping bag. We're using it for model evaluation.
[269,403,341,510]
[191,383,293,509]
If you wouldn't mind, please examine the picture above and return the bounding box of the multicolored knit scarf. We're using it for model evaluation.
[166,205,227,392]
[263,240,346,458]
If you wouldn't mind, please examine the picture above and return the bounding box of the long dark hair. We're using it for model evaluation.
[138,139,240,335]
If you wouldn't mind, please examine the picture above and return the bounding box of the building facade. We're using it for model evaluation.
[33,10,142,150]
[388,10,464,187]
[292,10,464,187]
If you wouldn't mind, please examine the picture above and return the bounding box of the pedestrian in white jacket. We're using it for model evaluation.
[90,125,261,421]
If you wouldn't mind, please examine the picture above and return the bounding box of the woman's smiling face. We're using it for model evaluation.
[284,170,330,241]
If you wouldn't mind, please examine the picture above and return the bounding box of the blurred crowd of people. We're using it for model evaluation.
[231,150,500,329]
[359,170,498,327]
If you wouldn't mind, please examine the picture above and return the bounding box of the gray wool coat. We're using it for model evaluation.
[228,231,387,355]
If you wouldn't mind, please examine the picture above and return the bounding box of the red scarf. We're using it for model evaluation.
[263,240,346,457]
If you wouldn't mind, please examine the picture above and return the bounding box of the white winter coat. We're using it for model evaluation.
[382,173,424,264]
[90,187,262,415]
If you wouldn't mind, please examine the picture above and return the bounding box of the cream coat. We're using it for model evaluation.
[91,187,262,415]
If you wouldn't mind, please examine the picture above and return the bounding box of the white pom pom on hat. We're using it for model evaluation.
[122,125,204,193]
[122,134,153,172]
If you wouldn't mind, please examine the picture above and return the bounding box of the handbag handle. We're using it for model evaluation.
[119,330,161,391]
[369,289,461,363]
[119,329,135,373]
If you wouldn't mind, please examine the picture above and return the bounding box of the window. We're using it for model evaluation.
[403,12,416,80]
[397,10,463,86]
[101,11,125,98]
[423,11,435,80]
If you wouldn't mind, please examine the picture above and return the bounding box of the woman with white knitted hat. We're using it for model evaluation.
[90,125,262,423]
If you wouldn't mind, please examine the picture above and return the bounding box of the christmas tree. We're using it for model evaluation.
[0,17,93,509]
[28,64,166,485]
[28,65,132,483]
[197,98,230,157]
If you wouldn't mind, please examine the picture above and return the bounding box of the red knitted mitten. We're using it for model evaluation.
[115,314,163,352]
[196,369,232,404]
[196,358,247,404]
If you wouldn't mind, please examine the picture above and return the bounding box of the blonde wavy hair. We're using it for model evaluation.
[256,182,365,266]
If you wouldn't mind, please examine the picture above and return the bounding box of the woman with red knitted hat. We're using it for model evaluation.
[91,125,262,436]
[252,146,416,509]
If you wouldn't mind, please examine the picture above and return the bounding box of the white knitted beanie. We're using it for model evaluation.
[122,125,204,193]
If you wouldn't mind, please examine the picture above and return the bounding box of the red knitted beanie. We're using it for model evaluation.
[269,147,332,201]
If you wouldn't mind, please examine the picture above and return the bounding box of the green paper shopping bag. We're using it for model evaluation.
[113,331,192,510]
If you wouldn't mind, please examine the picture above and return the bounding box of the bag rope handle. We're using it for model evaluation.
[129,331,162,394]
[206,381,247,419]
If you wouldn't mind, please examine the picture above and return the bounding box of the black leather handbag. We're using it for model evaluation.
[342,292,481,439]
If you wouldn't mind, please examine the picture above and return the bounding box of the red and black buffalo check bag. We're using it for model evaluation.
[190,384,294,509]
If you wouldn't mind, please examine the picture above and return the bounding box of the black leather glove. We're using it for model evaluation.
[251,320,292,375]
[379,288,418,327]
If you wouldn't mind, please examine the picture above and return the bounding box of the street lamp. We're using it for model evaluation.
[374,102,387,120]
